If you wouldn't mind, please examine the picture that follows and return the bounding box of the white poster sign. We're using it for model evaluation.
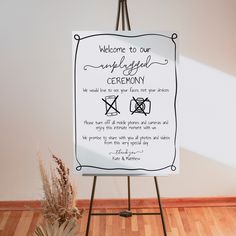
[73,32,178,175]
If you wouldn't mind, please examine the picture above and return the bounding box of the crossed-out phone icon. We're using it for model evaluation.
[102,96,151,116]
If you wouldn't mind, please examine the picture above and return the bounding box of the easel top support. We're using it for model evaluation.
[116,0,131,31]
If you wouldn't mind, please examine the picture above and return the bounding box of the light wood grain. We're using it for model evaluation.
[13,211,33,236]
[0,211,21,236]
[0,211,10,230]
[0,207,236,235]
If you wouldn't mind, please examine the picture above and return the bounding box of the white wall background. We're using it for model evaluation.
[0,0,236,200]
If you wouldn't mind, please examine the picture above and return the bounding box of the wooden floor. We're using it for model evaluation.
[0,207,236,236]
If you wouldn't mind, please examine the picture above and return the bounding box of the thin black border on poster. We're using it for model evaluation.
[73,32,178,174]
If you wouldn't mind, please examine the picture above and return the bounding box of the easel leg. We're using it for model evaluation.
[127,176,131,211]
[154,177,167,236]
[86,176,97,236]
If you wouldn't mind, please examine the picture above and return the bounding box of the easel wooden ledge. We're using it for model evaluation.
[85,1,167,235]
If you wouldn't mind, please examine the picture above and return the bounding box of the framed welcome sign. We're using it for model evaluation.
[73,32,179,176]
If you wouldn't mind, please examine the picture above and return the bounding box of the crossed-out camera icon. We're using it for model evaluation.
[130,97,151,116]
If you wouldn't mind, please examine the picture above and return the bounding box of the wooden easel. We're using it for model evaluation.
[85,1,167,235]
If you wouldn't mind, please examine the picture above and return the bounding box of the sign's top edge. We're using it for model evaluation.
[73,32,178,41]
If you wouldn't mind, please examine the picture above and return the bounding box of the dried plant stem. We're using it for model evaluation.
[38,154,82,226]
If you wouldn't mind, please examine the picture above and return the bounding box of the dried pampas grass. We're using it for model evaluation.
[34,154,82,236]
